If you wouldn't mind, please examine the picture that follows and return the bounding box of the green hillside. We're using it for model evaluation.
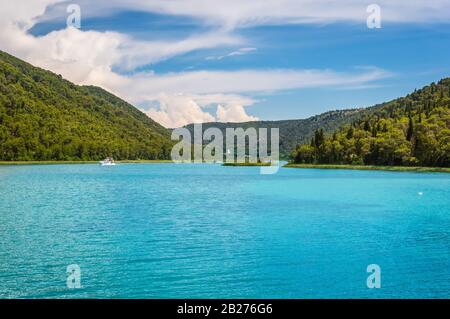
[292,78,450,167]
[0,50,172,161]
[185,109,363,158]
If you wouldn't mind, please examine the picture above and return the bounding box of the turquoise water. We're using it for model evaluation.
[0,164,449,298]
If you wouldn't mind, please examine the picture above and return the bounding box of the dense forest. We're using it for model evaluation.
[0,50,173,161]
[185,109,363,158]
[292,78,450,167]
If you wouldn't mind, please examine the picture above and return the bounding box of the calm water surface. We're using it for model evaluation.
[0,164,449,298]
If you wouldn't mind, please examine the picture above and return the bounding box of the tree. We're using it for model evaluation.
[346,127,354,139]
[406,116,414,141]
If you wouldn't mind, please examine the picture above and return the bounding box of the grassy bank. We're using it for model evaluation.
[223,162,272,167]
[119,160,173,164]
[0,160,173,165]
[0,161,97,165]
[284,163,450,173]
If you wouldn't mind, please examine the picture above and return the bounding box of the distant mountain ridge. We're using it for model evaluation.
[185,79,449,164]
[185,109,365,158]
[0,50,172,161]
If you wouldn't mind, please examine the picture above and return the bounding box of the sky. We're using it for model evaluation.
[0,1,449,128]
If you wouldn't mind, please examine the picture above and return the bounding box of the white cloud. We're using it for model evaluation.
[216,104,258,123]
[0,0,62,30]
[145,0,450,26]
[206,47,257,60]
[119,67,391,102]
[141,93,258,128]
[114,32,242,71]
[143,94,216,128]
[0,25,241,80]
[228,47,257,56]
[36,0,450,29]
[187,93,257,108]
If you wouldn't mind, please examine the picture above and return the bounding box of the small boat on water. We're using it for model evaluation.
[99,157,116,166]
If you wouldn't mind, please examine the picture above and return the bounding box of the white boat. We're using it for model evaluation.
[99,157,116,166]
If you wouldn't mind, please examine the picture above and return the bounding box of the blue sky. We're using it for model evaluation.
[2,1,450,126]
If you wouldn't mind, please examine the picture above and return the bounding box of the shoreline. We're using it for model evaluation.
[222,162,272,167]
[1,161,448,172]
[0,160,173,166]
[284,163,450,173]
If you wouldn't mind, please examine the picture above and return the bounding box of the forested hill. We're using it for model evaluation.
[185,109,364,158]
[293,78,450,167]
[0,50,173,161]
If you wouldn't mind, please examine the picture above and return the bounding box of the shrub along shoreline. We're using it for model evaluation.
[0,160,173,165]
[284,163,450,173]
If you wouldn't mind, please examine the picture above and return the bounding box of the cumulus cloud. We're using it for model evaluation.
[0,0,61,30]
[143,94,216,128]
[0,24,241,82]
[216,104,258,123]
[141,93,258,128]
